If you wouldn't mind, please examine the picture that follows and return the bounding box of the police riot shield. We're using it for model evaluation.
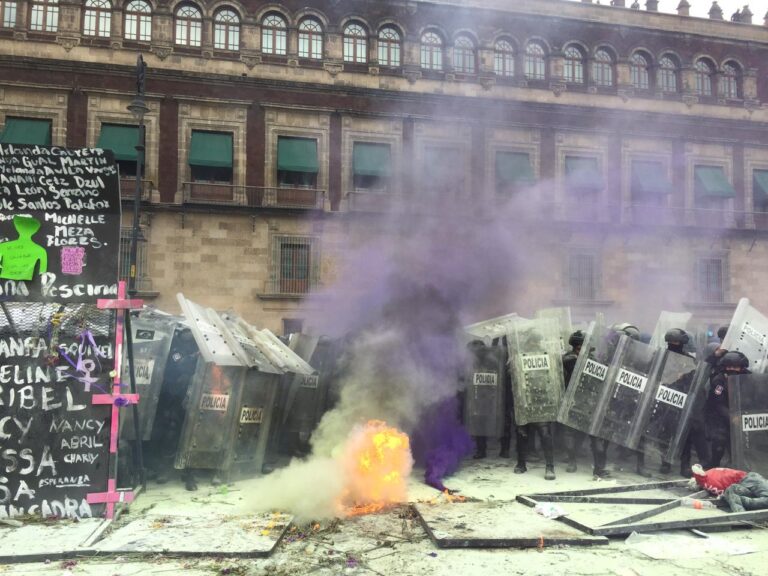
[464,313,520,343]
[506,317,564,426]
[174,294,248,471]
[649,311,692,349]
[120,310,178,441]
[557,322,617,435]
[721,298,768,374]
[210,311,285,473]
[592,336,662,449]
[536,307,573,354]
[729,373,768,475]
[463,341,507,437]
[636,351,709,463]
[281,335,340,453]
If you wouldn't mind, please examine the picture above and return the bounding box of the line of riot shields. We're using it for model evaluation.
[462,308,768,474]
[117,294,342,488]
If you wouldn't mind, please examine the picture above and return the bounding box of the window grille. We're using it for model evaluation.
[696,257,727,304]
[566,253,599,301]
[119,228,150,290]
[271,236,320,295]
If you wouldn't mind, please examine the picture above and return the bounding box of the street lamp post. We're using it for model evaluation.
[127,55,149,297]
[125,54,149,490]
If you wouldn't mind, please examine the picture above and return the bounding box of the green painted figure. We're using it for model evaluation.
[0,215,48,280]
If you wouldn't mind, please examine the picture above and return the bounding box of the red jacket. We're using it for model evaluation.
[693,467,747,495]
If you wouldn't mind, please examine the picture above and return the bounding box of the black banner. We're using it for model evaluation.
[0,144,121,302]
[1,308,113,520]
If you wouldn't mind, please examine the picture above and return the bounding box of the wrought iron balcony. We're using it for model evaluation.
[182,182,324,209]
[119,178,153,201]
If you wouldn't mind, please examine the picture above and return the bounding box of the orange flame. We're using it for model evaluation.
[340,420,413,516]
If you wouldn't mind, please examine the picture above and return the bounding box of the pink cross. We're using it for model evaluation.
[87,282,144,519]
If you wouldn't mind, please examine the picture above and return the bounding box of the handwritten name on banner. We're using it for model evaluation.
[0,144,121,302]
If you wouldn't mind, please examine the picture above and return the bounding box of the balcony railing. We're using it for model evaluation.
[346,190,405,212]
[119,178,153,201]
[182,182,324,209]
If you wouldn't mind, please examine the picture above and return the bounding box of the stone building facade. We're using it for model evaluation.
[1,0,768,333]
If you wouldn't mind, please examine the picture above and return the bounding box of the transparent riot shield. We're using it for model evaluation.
[636,351,708,463]
[536,307,573,354]
[232,369,282,472]
[506,317,564,426]
[175,294,248,471]
[649,311,693,349]
[722,298,768,374]
[729,373,768,474]
[557,322,617,435]
[463,341,506,438]
[120,311,177,441]
[464,313,520,343]
[592,336,662,448]
[174,361,246,471]
[278,336,341,454]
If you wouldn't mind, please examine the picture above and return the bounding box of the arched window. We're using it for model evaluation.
[593,49,614,87]
[524,41,546,80]
[563,45,584,84]
[343,22,367,63]
[175,4,201,47]
[721,62,741,99]
[1,1,18,28]
[298,18,323,59]
[694,59,715,97]
[378,26,401,67]
[454,35,475,74]
[124,0,151,42]
[494,39,514,77]
[420,31,443,71]
[630,52,650,90]
[657,55,678,93]
[30,0,58,32]
[261,13,286,55]
[214,8,239,51]
[83,0,110,37]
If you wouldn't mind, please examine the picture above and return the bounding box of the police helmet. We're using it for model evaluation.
[718,350,750,371]
[717,326,728,341]
[664,328,690,346]
[613,323,641,341]
[568,330,585,348]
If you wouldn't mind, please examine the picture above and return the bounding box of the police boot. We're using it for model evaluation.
[183,470,198,492]
[566,453,577,473]
[498,437,510,458]
[659,461,672,475]
[635,453,652,479]
[514,461,527,474]
[473,437,487,459]
[545,466,556,480]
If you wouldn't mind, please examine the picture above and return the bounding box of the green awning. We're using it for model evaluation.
[631,160,672,195]
[496,151,535,185]
[97,124,139,162]
[278,137,318,173]
[0,117,52,146]
[353,142,391,177]
[565,156,604,191]
[754,170,768,200]
[189,131,233,168]
[694,165,735,198]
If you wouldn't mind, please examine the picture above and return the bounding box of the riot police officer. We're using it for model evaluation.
[562,330,612,477]
[660,328,709,476]
[706,350,751,468]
